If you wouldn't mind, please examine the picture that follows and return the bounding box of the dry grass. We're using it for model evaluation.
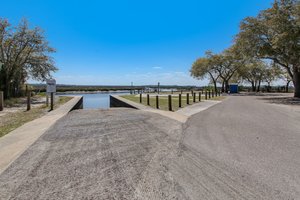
[0,96,73,138]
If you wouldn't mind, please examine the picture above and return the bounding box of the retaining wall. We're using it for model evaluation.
[110,95,137,109]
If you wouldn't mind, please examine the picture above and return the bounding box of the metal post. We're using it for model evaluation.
[199,92,201,102]
[50,92,54,111]
[140,93,142,103]
[147,94,150,106]
[0,91,3,111]
[168,95,172,111]
[179,94,182,108]
[187,93,190,105]
[27,88,31,111]
[156,95,159,109]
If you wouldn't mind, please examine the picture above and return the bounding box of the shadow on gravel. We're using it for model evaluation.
[257,96,300,106]
[223,92,300,106]
[226,92,290,97]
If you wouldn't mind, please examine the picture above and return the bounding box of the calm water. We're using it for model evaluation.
[59,91,130,109]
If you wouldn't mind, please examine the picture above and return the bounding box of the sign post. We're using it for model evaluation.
[46,79,56,111]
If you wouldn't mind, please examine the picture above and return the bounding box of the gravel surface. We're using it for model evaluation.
[0,96,299,199]
[178,96,300,199]
[0,108,183,199]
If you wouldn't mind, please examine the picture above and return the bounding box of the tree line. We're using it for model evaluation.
[191,0,300,97]
[0,18,57,99]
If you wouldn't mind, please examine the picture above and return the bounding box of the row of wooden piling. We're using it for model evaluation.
[139,90,222,111]
[0,86,55,112]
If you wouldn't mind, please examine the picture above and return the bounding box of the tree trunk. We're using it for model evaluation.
[225,80,229,93]
[293,70,300,97]
[267,82,271,92]
[251,81,256,92]
[257,80,261,92]
[286,81,290,93]
[221,81,225,92]
[213,80,217,93]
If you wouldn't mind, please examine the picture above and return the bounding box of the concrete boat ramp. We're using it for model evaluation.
[1,95,299,199]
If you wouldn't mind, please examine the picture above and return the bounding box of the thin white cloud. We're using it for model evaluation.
[152,66,162,70]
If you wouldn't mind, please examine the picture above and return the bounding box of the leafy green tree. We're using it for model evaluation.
[235,0,300,97]
[213,46,244,92]
[263,63,282,92]
[238,60,267,92]
[278,68,293,92]
[190,51,220,92]
[0,18,57,99]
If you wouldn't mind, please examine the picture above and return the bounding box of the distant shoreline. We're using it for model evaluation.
[56,90,131,95]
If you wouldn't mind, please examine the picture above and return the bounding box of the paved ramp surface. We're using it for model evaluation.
[1,96,300,199]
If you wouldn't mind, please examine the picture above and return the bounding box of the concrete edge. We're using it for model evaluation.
[110,95,225,123]
[176,100,222,117]
[110,95,187,123]
[110,95,154,110]
[0,96,83,175]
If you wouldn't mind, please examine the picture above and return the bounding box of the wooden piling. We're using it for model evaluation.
[0,91,3,111]
[187,93,190,105]
[147,94,150,106]
[199,92,201,102]
[193,93,196,102]
[205,90,207,100]
[27,88,31,111]
[179,94,182,108]
[156,95,159,109]
[168,95,172,111]
[50,92,54,111]
[208,90,211,98]
[140,93,142,103]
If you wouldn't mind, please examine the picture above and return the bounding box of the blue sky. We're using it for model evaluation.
[2,0,273,86]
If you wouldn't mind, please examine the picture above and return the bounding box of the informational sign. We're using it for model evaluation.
[46,79,56,93]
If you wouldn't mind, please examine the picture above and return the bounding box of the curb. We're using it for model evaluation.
[110,95,223,123]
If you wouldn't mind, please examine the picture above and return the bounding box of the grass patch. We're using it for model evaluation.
[0,96,73,138]
[122,94,204,111]
[122,94,225,111]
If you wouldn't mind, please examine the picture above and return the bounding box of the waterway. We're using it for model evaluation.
[59,91,130,109]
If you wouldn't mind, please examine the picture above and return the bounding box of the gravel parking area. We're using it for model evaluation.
[0,95,299,200]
